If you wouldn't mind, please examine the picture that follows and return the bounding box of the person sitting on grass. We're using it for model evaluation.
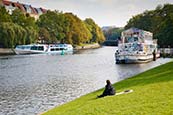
[97,80,115,98]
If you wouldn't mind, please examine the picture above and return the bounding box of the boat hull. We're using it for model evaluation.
[46,50,73,55]
[115,53,160,64]
[14,49,46,55]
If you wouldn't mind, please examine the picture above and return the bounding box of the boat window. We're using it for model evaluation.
[128,37,133,42]
[21,46,25,49]
[26,46,30,49]
[31,46,37,50]
[138,44,143,51]
[16,46,19,48]
[150,45,155,48]
[60,48,64,50]
[134,37,138,42]
[56,48,59,51]
[17,46,24,49]
[49,47,67,51]
[38,46,44,51]
[50,48,55,51]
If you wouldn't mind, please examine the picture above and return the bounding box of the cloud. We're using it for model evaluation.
[10,0,173,27]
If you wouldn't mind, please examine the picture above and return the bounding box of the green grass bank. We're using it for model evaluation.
[42,61,173,115]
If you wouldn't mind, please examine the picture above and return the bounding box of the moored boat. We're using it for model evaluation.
[14,44,73,55]
[46,44,73,54]
[14,44,48,55]
[115,28,160,64]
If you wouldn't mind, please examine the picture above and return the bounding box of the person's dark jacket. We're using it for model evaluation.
[98,84,115,98]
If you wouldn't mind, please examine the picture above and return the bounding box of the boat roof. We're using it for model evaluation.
[49,44,72,47]
[122,27,153,36]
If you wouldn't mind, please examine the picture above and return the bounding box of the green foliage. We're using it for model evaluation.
[125,4,173,47]
[0,6,12,23]
[84,18,105,43]
[25,27,38,44]
[38,27,51,43]
[64,13,92,45]
[11,9,38,29]
[0,6,104,47]
[103,27,124,40]
[0,23,14,48]
[11,9,26,27]
[0,7,38,47]
[0,22,26,48]
[37,10,69,43]
[43,62,173,115]
[11,9,38,44]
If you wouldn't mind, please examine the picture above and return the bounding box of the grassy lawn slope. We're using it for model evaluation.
[43,61,173,115]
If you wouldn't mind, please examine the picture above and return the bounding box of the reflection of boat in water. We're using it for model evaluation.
[115,28,160,64]
[14,44,73,55]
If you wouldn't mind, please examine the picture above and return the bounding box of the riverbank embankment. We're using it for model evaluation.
[0,48,15,55]
[0,43,101,56]
[42,61,173,115]
[73,43,101,50]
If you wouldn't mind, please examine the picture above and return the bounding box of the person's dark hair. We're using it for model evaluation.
[106,80,111,85]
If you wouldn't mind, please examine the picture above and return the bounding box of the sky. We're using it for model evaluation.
[10,0,173,27]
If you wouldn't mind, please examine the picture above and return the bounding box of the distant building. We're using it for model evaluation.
[101,26,117,32]
[1,0,47,19]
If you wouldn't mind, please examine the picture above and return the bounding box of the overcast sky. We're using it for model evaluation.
[10,0,173,27]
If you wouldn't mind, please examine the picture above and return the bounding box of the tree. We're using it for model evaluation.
[125,4,173,47]
[84,18,105,43]
[64,13,92,45]
[0,7,12,23]
[11,9,26,26]
[103,27,124,41]
[37,10,69,43]
[38,27,51,43]
[11,9,38,44]
[25,27,38,44]
[0,22,26,48]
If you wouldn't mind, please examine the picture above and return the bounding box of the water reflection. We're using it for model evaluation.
[0,46,172,115]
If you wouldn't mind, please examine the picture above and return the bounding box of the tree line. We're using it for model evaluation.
[0,7,105,48]
[103,27,124,41]
[102,27,124,46]
[125,4,173,48]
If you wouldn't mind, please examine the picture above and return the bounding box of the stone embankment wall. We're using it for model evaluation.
[74,43,100,50]
[0,48,15,55]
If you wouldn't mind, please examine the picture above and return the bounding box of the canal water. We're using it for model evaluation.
[0,46,172,115]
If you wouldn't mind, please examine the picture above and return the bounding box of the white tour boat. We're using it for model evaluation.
[14,44,48,55]
[115,28,160,64]
[46,44,73,55]
[14,44,73,55]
